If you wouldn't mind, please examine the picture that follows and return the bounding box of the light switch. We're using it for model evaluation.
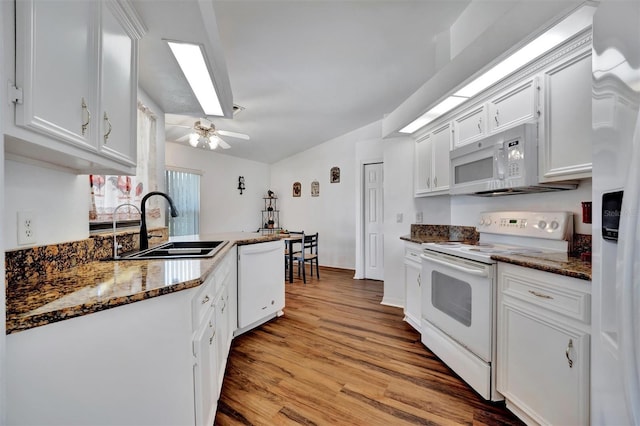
[396,213,403,223]
[415,212,423,223]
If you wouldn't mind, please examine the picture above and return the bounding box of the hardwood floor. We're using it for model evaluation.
[215,267,523,425]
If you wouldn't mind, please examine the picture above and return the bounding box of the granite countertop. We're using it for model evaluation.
[400,234,480,245]
[6,232,281,334]
[491,252,591,281]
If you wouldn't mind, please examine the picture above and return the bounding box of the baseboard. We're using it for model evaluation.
[381,297,404,308]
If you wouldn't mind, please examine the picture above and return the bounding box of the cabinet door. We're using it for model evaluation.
[98,1,137,166]
[498,301,590,425]
[403,258,421,331]
[431,124,451,191]
[453,104,486,147]
[539,49,592,181]
[414,134,432,196]
[15,0,99,151]
[193,308,217,426]
[488,78,537,133]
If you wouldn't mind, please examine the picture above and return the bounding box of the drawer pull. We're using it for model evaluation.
[566,339,574,368]
[529,290,553,299]
[201,295,210,304]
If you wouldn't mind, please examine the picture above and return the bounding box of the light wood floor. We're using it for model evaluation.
[215,267,523,425]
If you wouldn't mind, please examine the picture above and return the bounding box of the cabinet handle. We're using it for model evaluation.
[566,339,574,368]
[417,273,421,287]
[434,176,438,187]
[81,98,91,136]
[426,177,430,188]
[103,112,112,143]
[495,110,499,126]
[201,295,210,304]
[209,331,215,345]
[528,290,553,299]
[478,117,482,132]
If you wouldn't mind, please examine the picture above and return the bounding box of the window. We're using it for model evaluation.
[165,168,201,236]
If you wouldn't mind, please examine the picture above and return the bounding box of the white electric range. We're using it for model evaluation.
[419,211,573,401]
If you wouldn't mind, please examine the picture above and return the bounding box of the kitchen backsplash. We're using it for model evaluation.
[5,227,168,284]
[410,224,479,243]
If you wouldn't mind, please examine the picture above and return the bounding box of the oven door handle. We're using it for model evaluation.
[420,253,489,277]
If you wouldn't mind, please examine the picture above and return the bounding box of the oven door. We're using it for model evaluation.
[420,250,495,362]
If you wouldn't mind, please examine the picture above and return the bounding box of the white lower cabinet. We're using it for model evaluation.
[497,263,591,426]
[5,244,269,426]
[403,242,421,331]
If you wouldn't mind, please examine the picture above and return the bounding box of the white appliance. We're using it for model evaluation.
[420,211,573,401]
[449,122,577,196]
[591,1,640,424]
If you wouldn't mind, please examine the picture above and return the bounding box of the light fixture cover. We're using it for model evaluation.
[167,41,224,116]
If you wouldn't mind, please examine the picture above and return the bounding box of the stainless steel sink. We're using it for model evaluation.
[118,240,229,260]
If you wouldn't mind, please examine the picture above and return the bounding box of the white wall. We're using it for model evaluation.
[4,161,89,249]
[165,142,270,233]
[382,136,415,306]
[271,122,382,270]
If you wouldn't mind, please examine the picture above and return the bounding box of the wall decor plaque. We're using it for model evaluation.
[293,182,301,197]
[330,166,340,183]
[311,180,319,197]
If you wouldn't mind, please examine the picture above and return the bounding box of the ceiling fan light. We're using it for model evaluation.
[208,135,220,150]
[188,133,199,147]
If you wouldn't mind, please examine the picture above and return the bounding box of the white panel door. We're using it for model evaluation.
[364,163,384,280]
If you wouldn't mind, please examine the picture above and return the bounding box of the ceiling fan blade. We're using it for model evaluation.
[218,137,231,149]
[175,134,191,143]
[166,123,192,129]
[217,130,250,140]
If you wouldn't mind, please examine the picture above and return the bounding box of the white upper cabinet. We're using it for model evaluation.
[538,45,592,181]
[488,77,538,134]
[98,1,139,166]
[14,0,99,152]
[452,103,486,148]
[414,122,450,196]
[8,0,145,174]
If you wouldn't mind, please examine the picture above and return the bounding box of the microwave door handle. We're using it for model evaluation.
[421,254,489,277]
[496,146,506,180]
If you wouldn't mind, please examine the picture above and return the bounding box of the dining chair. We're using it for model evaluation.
[284,231,304,275]
[293,232,319,284]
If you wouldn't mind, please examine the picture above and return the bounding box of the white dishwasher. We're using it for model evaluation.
[237,240,285,333]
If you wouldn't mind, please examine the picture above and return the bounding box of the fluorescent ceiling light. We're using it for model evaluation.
[167,41,224,116]
[399,4,596,134]
[400,96,468,133]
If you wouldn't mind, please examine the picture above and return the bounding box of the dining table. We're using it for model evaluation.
[280,234,303,283]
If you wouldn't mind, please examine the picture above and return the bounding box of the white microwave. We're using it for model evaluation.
[449,123,577,196]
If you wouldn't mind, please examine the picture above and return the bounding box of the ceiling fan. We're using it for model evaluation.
[169,118,250,150]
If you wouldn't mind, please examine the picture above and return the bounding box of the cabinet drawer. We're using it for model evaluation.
[404,246,422,263]
[501,265,590,324]
[192,276,216,329]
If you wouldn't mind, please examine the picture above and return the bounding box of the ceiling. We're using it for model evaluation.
[136,0,472,164]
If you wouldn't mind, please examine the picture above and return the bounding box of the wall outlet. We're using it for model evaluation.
[415,212,423,224]
[396,213,403,223]
[17,210,37,245]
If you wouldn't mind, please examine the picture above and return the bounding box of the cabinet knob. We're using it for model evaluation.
[201,295,210,304]
[81,97,91,136]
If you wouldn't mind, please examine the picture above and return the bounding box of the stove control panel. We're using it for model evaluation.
[478,211,573,241]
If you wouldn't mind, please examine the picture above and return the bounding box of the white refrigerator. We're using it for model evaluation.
[591,1,640,424]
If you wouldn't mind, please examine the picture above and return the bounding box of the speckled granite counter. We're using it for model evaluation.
[6,232,281,334]
[491,252,591,281]
[400,224,479,244]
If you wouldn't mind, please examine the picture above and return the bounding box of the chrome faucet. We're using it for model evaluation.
[139,191,179,250]
[112,203,142,259]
